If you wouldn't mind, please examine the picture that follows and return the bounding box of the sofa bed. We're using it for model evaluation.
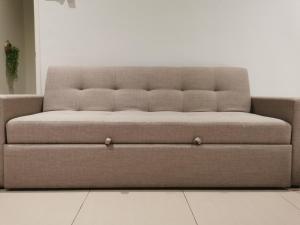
[0,66,299,188]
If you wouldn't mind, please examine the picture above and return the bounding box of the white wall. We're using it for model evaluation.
[23,0,36,93]
[0,0,25,94]
[36,0,300,96]
[0,0,36,94]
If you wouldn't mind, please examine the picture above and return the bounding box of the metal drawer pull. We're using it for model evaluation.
[105,137,112,146]
[193,137,202,145]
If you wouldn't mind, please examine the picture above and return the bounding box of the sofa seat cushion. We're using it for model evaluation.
[6,111,291,144]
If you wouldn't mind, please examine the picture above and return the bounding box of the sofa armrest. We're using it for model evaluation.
[252,97,300,186]
[0,95,43,187]
[0,95,43,145]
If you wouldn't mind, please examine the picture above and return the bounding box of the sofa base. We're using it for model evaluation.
[4,144,292,189]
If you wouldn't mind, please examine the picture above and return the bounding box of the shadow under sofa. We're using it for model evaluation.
[0,66,299,189]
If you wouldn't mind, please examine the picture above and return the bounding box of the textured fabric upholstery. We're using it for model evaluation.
[0,95,43,187]
[252,97,300,186]
[2,70,299,188]
[43,67,251,112]
[7,111,291,144]
[0,145,2,187]
[4,144,291,188]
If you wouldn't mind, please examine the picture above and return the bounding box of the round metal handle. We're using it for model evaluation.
[193,137,202,145]
[105,137,112,146]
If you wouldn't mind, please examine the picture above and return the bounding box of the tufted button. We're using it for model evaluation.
[193,137,202,145]
[105,137,113,146]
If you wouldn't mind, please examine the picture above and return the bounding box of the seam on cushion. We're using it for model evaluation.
[146,71,150,112]
[180,91,184,112]
[147,89,150,112]
[77,68,84,111]
[113,69,117,111]
[180,72,184,112]
[213,68,219,112]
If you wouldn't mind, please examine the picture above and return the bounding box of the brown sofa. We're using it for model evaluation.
[0,66,299,188]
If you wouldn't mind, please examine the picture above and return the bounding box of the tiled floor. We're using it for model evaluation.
[0,189,300,225]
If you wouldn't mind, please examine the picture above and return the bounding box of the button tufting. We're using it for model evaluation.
[193,137,202,145]
[105,137,112,146]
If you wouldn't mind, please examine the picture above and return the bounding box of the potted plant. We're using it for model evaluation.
[4,40,19,94]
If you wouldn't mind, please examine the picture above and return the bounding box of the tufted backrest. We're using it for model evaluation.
[43,67,251,112]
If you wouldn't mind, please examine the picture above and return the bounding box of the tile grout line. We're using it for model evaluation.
[182,191,199,225]
[71,190,90,225]
[280,193,300,211]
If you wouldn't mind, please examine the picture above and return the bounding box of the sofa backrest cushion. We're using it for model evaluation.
[43,67,251,112]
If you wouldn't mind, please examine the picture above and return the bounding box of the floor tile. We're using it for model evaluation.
[73,190,196,225]
[185,190,300,225]
[281,189,300,210]
[0,190,88,225]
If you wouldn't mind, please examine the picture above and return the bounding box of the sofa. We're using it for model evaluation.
[0,66,299,189]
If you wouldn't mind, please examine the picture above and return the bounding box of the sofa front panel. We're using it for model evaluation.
[43,67,250,112]
[4,144,292,188]
[6,111,291,144]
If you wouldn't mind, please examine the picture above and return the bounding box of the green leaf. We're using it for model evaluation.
[5,44,20,80]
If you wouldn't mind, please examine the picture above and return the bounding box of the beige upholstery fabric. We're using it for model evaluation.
[43,67,251,112]
[252,97,300,186]
[4,144,291,188]
[0,95,43,187]
[0,145,3,187]
[7,111,291,144]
